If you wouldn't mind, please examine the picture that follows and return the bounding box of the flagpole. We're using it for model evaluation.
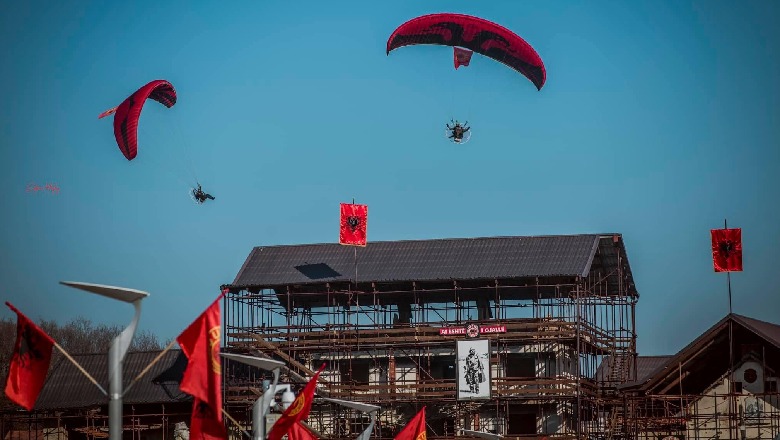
[353,198,358,323]
[221,408,251,439]
[723,218,735,439]
[53,342,108,396]
[122,339,177,396]
[725,218,732,315]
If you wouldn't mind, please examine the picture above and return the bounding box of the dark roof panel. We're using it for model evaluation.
[34,349,186,410]
[621,314,780,392]
[595,355,673,384]
[231,234,608,289]
[733,314,780,349]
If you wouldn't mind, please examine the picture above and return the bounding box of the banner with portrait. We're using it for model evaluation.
[456,339,491,400]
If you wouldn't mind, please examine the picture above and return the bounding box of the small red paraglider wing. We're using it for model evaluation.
[98,106,118,119]
[387,13,546,90]
[111,80,177,161]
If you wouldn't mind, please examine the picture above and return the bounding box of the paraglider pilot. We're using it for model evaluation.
[192,184,215,204]
[447,120,470,143]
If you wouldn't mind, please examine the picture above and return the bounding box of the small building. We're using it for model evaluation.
[1,349,192,440]
[617,314,780,440]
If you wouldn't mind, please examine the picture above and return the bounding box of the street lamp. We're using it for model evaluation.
[221,353,285,440]
[321,397,380,440]
[60,281,149,440]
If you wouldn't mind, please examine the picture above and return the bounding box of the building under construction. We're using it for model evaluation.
[601,314,780,440]
[221,234,640,440]
[0,350,192,440]
[4,233,776,440]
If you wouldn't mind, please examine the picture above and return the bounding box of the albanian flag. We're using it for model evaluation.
[4,302,55,411]
[177,291,227,440]
[711,228,743,272]
[339,203,368,246]
[267,364,325,440]
[454,47,473,69]
[394,407,426,440]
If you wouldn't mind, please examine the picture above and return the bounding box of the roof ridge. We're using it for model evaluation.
[732,313,780,327]
[249,233,612,250]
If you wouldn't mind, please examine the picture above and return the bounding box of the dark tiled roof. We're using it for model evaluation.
[229,234,631,290]
[33,349,187,410]
[595,355,672,384]
[733,314,780,349]
[621,314,780,392]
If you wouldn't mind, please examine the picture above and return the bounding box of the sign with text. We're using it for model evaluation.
[439,324,506,337]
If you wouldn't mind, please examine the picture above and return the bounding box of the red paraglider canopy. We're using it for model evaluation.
[101,80,177,161]
[386,13,546,90]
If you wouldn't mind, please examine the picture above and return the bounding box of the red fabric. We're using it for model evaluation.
[711,228,743,272]
[267,365,325,440]
[111,80,177,160]
[454,47,473,69]
[387,13,546,90]
[189,399,228,440]
[394,407,426,440]
[4,302,55,411]
[288,422,318,440]
[339,203,368,246]
[98,106,117,119]
[177,292,226,440]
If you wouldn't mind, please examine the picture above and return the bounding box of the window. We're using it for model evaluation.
[733,381,743,393]
[430,356,456,380]
[341,360,370,385]
[506,412,536,435]
[766,380,778,393]
[506,354,536,378]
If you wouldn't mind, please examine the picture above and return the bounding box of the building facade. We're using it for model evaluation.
[221,234,640,440]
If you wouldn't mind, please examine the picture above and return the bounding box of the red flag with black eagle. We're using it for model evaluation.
[267,364,326,440]
[454,47,473,69]
[394,407,426,440]
[177,290,227,440]
[339,203,367,246]
[711,228,743,272]
[4,302,55,411]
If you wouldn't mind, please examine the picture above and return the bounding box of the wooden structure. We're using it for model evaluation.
[221,234,640,439]
[0,350,194,440]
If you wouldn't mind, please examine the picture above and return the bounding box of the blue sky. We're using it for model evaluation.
[1,1,778,357]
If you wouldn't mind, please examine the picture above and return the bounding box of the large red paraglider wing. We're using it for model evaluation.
[386,13,546,90]
[112,80,177,161]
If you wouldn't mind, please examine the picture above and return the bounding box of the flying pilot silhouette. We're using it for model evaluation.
[446,120,470,143]
[192,184,215,204]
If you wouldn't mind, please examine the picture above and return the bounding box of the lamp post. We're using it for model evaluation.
[60,281,149,440]
[321,397,380,440]
[221,353,285,440]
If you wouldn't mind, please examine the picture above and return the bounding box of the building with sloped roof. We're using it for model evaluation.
[1,350,192,440]
[222,233,640,440]
[614,314,780,440]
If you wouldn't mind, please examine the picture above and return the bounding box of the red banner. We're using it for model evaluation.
[711,228,742,272]
[340,203,368,246]
[288,422,318,440]
[454,47,473,69]
[394,407,426,440]
[4,302,55,411]
[438,325,506,336]
[177,291,227,440]
[268,364,325,440]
